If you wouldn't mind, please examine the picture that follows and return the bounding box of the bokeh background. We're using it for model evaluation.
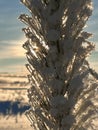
[0,0,98,130]
[0,0,98,73]
[0,0,27,73]
[0,1,31,129]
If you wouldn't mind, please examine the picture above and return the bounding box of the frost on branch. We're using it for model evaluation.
[19,0,98,130]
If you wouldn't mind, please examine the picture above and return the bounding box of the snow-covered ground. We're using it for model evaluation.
[0,115,32,130]
[0,73,32,130]
[0,73,97,129]
[0,73,29,102]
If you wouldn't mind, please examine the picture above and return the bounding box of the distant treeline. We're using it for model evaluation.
[0,73,27,78]
[0,101,30,116]
[0,79,28,86]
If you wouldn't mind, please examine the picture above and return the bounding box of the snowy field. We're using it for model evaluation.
[0,73,32,130]
[0,73,98,130]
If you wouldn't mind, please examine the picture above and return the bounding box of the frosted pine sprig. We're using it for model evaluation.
[19,0,98,130]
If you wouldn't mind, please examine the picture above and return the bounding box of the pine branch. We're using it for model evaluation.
[19,0,98,129]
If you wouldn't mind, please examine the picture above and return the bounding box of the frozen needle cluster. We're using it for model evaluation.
[19,0,98,129]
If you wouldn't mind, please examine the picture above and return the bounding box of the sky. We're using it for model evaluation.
[0,0,98,73]
[0,0,28,73]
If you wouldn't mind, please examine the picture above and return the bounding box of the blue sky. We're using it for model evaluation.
[0,0,98,73]
[0,0,28,73]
